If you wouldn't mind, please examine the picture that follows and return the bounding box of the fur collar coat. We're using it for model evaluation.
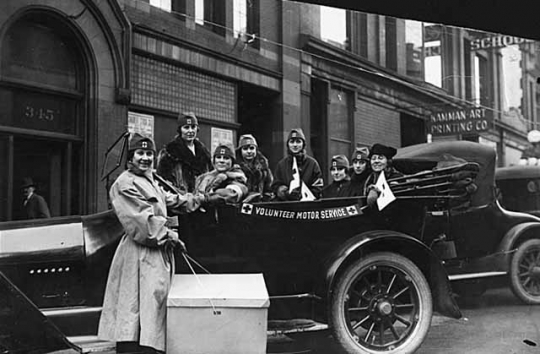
[156,136,212,192]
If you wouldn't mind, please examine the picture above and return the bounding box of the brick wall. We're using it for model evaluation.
[355,98,401,148]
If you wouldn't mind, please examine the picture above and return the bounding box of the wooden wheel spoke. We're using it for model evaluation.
[526,253,536,264]
[348,306,369,312]
[392,286,410,300]
[388,320,400,340]
[352,315,371,330]
[519,263,530,270]
[518,270,530,278]
[386,274,397,295]
[395,314,412,327]
[395,303,414,309]
[364,322,375,342]
[523,277,532,288]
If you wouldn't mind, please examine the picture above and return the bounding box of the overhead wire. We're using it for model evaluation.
[133,0,540,128]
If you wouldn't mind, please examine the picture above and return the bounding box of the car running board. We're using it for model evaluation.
[449,271,507,281]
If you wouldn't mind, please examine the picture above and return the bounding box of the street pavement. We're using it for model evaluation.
[61,287,540,354]
[417,287,540,354]
[269,287,540,354]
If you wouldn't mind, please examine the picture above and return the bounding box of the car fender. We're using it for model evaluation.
[322,230,461,319]
[497,222,540,257]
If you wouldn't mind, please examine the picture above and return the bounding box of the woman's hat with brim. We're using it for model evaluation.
[331,154,349,169]
[128,133,156,152]
[287,128,306,142]
[213,143,236,162]
[237,134,258,150]
[369,143,397,159]
[178,111,198,127]
[351,146,370,162]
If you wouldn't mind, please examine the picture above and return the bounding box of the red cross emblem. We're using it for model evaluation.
[332,161,337,167]
[142,141,148,148]
[220,148,226,155]
[186,119,192,125]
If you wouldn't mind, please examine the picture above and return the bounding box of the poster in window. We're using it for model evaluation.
[211,127,234,153]
[128,112,154,139]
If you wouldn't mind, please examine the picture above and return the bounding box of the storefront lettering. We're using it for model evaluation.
[23,105,58,122]
[471,35,529,50]
[428,108,492,136]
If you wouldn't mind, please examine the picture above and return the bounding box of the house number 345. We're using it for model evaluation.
[24,106,56,121]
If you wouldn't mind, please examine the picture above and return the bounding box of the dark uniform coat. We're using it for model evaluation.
[23,193,51,219]
[321,178,353,198]
[156,137,212,192]
[272,153,324,200]
[349,169,371,197]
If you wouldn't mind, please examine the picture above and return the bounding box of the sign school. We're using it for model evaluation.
[428,107,493,136]
[240,203,363,221]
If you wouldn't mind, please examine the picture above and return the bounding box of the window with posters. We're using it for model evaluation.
[211,127,234,155]
[128,112,154,139]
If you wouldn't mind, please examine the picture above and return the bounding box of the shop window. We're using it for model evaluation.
[320,6,348,50]
[233,0,260,48]
[2,20,79,90]
[464,39,473,101]
[195,0,226,36]
[328,87,352,162]
[424,23,443,87]
[132,55,236,123]
[385,17,397,71]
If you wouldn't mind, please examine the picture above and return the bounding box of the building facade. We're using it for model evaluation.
[0,0,536,221]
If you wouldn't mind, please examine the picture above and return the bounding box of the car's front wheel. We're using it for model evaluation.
[510,239,540,304]
[329,252,433,354]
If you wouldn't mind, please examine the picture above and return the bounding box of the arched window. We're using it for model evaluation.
[0,13,87,220]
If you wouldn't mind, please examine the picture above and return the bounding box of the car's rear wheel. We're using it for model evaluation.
[510,239,540,304]
[329,252,433,354]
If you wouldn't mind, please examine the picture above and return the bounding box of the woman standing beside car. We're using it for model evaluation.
[98,133,221,354]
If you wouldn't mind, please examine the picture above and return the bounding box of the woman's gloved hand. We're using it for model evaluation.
[366,186,381,207]
[276,185,288,200]
[288,187,301,201]
[165,230,187,253]
[211,173,228,190]
[204,192,227,207]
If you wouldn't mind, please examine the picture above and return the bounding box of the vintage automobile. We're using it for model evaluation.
[394,143,540,306]
[496,164,540,217]
[1,139,540,354]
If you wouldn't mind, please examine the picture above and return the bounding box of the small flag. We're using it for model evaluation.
[375,171,396,211]
[289,156,301,193]
[300,182,316,201]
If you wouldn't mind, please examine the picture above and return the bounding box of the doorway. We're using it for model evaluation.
[0,136,81,221]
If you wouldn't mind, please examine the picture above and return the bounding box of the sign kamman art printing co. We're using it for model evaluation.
[428,107,493,137]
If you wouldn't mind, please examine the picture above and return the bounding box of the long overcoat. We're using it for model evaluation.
[97,169,201,351]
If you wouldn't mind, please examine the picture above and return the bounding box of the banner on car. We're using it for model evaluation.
[239,203,363,221]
